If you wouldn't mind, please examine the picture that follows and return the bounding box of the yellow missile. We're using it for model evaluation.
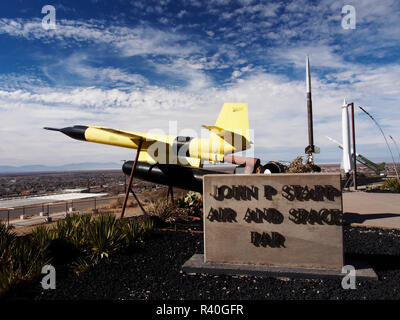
[44,103,252,167]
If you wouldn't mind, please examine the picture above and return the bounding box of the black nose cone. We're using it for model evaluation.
[61,126,88,141]
[44,125,88,141]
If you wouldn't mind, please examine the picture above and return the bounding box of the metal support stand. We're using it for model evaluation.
[344,173,353,189]
[120,139,146,218]
[350,102,358,190]
[129,186,147,215]
[167,185,174,204]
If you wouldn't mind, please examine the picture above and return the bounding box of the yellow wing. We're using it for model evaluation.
[92,127,202,167]
[93,127,153,143]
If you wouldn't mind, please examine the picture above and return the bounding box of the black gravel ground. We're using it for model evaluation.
[7,222,400,301]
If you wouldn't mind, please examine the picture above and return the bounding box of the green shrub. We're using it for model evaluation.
[53,214,92,247]
[141,218,154,236]
[0,223,16,262]
[0,224,42,294]
[146,199,175,221]
[381,178,400,193]
[9,237,44,279]
[175,191,203,216]
[119,219,142,245]
[1,210,158,295]
[30,225,55,249]
[86,213,124,260]
[0,236,46,295]
[147,199,188,222]
[72,257,93,275]
[0,263,15,295]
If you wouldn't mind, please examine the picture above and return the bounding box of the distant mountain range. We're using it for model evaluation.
[0,162,121,173]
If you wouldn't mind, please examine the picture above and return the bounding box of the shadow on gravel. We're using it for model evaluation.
[344,212,400,224]
[347,253,400,272]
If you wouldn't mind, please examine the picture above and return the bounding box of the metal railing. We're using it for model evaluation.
[0,195,126,224]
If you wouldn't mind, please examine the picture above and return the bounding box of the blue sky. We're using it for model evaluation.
[0,0,399,166]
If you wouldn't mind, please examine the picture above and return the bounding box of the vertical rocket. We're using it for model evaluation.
[341,99,352,173]
[305,55,315,158]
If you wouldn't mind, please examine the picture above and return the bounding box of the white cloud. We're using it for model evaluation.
[0,18,203,58]
[1,59,399,165]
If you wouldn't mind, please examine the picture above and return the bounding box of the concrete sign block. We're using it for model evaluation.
[203,173,343,270]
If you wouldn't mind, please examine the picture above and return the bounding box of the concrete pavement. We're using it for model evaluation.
[343,191,400,229]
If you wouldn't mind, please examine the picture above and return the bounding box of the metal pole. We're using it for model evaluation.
[350,103,358,190]
[121,139,143,218]
[359,106,400,182]
[389,135,400,168]
[7,208,14,226]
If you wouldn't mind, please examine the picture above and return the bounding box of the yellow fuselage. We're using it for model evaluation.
[85,126,239,165]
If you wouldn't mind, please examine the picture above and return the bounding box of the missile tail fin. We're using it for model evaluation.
[214,103,250,143]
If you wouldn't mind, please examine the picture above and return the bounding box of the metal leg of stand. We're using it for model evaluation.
[120,139,143,219]
[129,187,147,215]
[167,185,174,204]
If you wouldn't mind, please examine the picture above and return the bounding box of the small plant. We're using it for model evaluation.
[287,156,314,173]
[381,178,400,193]
[141,218,154,236]
[53,214,92,247]
[0,237,47,296]
[1,225,46,295]
[184,191,202,206]
[175,191,203,216]
[30,225,55,249]
[78,214,92,225]
[0,263,15,295]
[146,199,177,222]
[86,213,124,260]
[119,219,142,245]
[9,238,45,280]
[54,216,77,239]
[72,257,93,275]
[0,223,16,262]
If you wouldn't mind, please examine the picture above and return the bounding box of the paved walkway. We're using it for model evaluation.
[343,191,400,229]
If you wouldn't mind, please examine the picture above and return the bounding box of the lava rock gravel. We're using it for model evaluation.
[11,224,400,300]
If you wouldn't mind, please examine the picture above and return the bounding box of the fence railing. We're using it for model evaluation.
[0,195,125,223]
